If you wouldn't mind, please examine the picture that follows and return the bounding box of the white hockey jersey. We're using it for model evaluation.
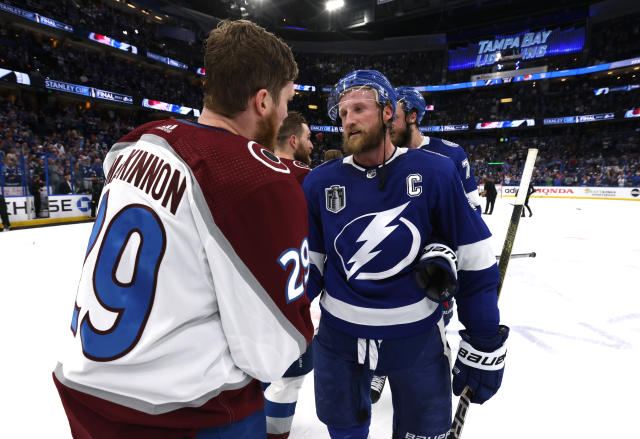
[53,119,313,433]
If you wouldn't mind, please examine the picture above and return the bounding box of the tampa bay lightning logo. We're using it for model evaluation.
[334,202,421,281]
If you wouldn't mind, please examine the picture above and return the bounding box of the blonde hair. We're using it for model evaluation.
[323,149,343,162]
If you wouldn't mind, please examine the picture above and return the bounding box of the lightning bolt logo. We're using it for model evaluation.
[336,202,420,281]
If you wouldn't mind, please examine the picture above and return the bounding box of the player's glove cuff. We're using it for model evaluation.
[458,325,509,370]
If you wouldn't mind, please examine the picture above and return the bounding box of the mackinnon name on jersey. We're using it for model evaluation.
[106,148,187,215]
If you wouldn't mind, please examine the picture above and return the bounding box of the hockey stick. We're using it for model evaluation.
[450,148,538,439]
[494,251,536,260]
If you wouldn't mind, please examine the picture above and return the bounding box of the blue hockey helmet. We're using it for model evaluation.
[395,86,426,124]
[327,70,397,122]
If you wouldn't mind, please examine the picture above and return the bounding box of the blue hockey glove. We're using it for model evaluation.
[414,243,458,303]
[452,325,509,404]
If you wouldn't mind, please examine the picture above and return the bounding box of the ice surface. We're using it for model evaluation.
[1,196,638,438]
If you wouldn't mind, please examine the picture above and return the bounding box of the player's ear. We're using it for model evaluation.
[253,89,269,117]
[383,103,394,125]
[408,111,417,125]
[289,134,297,149]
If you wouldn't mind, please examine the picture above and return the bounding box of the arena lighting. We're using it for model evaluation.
[127,3,136,8]
[500,98,513,103]
[326,0,344,12]
[308,104,318,110]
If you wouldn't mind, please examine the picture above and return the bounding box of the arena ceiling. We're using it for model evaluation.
[154,0,602,41]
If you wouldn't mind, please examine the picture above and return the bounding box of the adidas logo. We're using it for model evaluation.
[156,124,178,133]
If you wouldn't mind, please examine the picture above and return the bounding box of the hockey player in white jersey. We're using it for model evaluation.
[263,111,314,439]
[303,70,509,439]
[371,86,486,403]
[53,20,313,439]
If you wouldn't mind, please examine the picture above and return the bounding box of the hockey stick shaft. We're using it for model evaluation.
[450,148,538,439]
[495,252,536,260]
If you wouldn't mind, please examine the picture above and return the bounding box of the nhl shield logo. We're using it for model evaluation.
[325,185,346,213]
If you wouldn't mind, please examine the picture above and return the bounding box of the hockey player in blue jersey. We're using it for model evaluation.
[391,86,483,213]
[303,70,509,439]
[370,86,487,403]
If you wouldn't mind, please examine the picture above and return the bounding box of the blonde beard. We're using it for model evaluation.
[294,147,310,165]
[391,125,411,149]
[342,119,385,155]
[254,107,280,150]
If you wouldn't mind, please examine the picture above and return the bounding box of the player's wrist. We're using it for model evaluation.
[460,325,509,353]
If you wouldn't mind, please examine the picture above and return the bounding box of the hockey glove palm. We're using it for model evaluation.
[414,243,458,303]
[452,325,509,404]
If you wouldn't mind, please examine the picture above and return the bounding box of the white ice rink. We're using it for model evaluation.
[1,195,638,438]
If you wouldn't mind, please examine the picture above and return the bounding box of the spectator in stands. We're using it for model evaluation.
[3,157,22,186]
[57,172,73,194]
[79,157,95,192]
[48,158,63,192]
[91,157,104,179]
[323,149,343,162]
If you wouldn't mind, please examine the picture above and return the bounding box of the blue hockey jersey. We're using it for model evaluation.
[419,136,482,211]
[303,147,500,340]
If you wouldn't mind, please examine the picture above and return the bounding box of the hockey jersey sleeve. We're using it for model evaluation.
[455,147,482,211]
[302,173,325,303]
[190,174,314,383]
[429,164,500,338]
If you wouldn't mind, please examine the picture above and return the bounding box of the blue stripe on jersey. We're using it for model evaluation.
[264,399,297,418]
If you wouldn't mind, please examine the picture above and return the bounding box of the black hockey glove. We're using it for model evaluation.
[452,325,509,404]
[414,243,458,303]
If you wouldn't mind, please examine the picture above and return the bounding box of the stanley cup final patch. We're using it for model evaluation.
[325,185,346,213]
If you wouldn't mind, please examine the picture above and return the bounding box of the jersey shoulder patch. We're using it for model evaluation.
[293,160,311,170]
[442,139,460,147]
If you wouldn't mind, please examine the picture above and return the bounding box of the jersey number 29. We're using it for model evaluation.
[71,192,167,361]
[278,238,310,303]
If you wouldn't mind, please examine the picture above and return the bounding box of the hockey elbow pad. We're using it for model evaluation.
[452,325,509,404]
[414,243,458,303]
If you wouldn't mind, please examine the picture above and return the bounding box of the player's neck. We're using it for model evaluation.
[411,128,424,149]
[353,133,395,167]
[197,107,248,139]
[275,148,294,161]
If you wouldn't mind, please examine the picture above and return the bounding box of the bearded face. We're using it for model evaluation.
[391,103,411,148]
[391,121,411,148]
[293,123,313,165]
[341,115,385,155]
[254,104,280,150]
[293,145,310,164]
